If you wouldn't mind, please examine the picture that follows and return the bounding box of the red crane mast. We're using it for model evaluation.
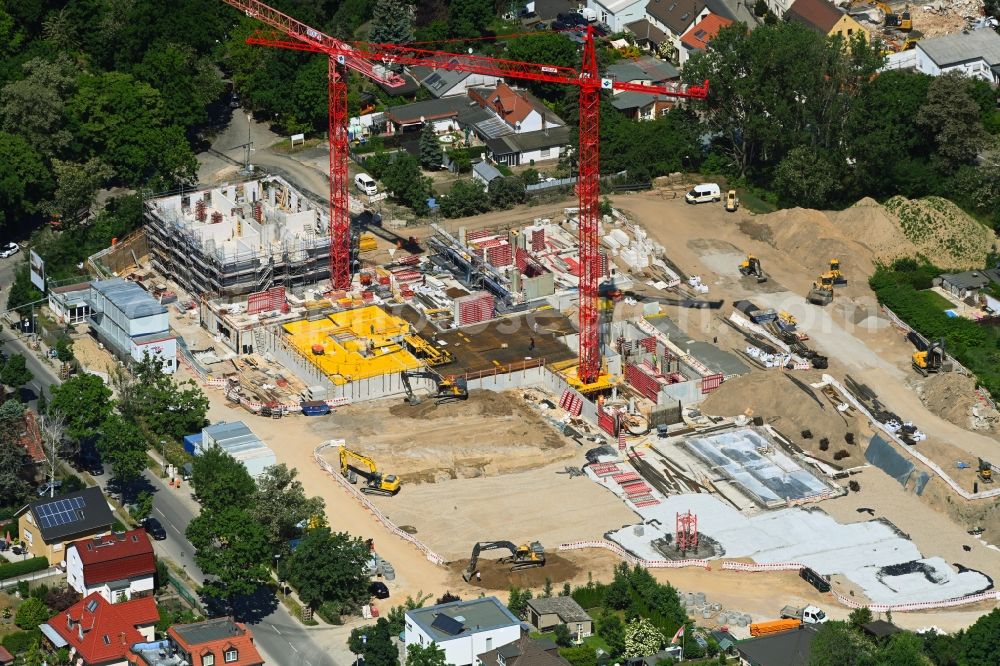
[221,0,708,385]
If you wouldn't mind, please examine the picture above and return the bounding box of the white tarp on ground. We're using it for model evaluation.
[601,487,990,605]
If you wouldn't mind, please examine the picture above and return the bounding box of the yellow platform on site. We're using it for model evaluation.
[282,305,425,384]
[555,361,620,395]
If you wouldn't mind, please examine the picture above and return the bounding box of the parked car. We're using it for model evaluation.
[725,189,740,212]
[354,173,378,196]
[37,480,63,497]
[369,581,390,599]
[143,517,167,540]
[0,243,19,258]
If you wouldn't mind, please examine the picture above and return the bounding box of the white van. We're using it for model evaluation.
[685,183,721,204]
[355,173,378,196]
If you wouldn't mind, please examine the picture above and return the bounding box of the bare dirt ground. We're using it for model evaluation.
[366,460,639,560]
[310,390,578,483]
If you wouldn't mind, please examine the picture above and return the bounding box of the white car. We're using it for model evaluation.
[0,243,19,258]
[354,173,378,196]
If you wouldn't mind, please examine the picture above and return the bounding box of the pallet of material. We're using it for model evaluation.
[622,482,653,496]
[612,471,641,484]
[590,462,620,477]
[633,498,661,507]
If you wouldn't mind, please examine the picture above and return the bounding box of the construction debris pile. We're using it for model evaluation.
[917,371,1000,433]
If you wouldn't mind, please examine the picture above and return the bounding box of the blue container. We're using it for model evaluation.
[300,401,331,416]
[183,433,203,455]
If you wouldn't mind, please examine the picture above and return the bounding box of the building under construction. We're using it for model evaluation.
[145,177,331,298]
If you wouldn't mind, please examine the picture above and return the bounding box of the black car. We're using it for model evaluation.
[369,581,390,599]
[143,517,167,540]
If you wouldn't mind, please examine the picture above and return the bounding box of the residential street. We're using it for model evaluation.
[1,255,341,666]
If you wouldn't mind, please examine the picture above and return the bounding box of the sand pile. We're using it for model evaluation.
[449,552,581,589]
[314,390,574,483]
[739,207,876,284]
[918,372,1000,433]
[700,372,865,459]
[829,198,920,265]
[884,196,995,269]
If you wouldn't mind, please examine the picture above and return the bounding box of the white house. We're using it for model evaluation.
[645,0,712,61]
[588,0,648,31]
[404,597,522,666]
[66,530,156,603]
[411,62,501,98]
[86,278,177,373]
[900,29,1000,84]
[469,84,563,135]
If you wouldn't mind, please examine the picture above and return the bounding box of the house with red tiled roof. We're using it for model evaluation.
[40,593,158,666]
[679,13,732,65]
[132,618,265,666]
[468,83,563,135]
[67,530,155,603]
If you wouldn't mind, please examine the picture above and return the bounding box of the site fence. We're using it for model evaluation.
[832,588,999,613]
[558,540,711,570]
[314,440,447,566]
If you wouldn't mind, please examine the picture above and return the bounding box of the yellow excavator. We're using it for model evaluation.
[462,540,545,581]
[876,2,912,31]
[400,369,468,405]
[807,273,835,306]
[739,254,768,283]
[978,458,994,484]
[828,259,848,286]
[912,338,951,376]
[338,445,401,496]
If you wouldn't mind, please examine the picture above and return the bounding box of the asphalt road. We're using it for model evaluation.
[2,252,338,666]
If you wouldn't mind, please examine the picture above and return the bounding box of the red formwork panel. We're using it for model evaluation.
[248,286,286,314]
[701,373,724,393]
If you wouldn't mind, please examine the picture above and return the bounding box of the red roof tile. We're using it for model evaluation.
[49,593,150,665]
[0,645,13,664]
[169,619,264,666]
[471,84,541,126]
[113,596,159,627]
[786,0,845,34]
[681,14,733,51]
[70,530,155,586]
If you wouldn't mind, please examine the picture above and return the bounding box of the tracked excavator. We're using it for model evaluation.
[738,255,768,283]
[911,338,951,376]
[338,444,401,496]
[807,273,835,306]
[978,459,994,484]
[400,369,469,405]
[462,541,545,581]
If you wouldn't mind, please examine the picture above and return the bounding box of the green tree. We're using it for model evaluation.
[186,506,270,602]
[0,132,52,230]
[960,607,1000,666]
[286,527,371,611]
[406,641,447,666]
[355,617,399,666]
[753,0,768,15]
[15,598,49,629]
[97,414,149,485]
[505,33,578,100]
[624,617,665,658]
[250,463,325,554]
[773,146,844,208]
[130,491,154,522]
[598,610,626,658]
[0,57,78,158]
[4,266,44,318]
[191,446,256,514]
[120,354,208,441]
[440,180,490,218]
[68,71,196,186]
[132,42,224,130]
[553,623,573,647]
[488,176,526,209]
[370,0,414,44]
[807,621,874,666]
[49,373,113,442]
[44,158,115,226]
[447,0,494,39]
[507,586,533,618]
[542,576,554,598]
[875,632,931,665]
[0,402,28,505]
[848,606,872,630]
[0,355,33,390]
[916,71,991,174]
[382,153,431,215]
[55,338,74,364]
[560,646,597,666]
[420,124,444,170]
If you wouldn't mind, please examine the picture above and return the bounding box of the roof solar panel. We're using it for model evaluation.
[73,497,86,509]
[431,614,465,636]
[39,515,51,529]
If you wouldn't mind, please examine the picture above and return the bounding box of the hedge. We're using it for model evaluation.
[0,556,50,581]
[2,629,41,654]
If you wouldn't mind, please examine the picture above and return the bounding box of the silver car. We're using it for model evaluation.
[0,242,19,258]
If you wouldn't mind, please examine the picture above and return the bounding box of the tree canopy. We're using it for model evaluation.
[286,527,371,612]
[191,446,256,514]
[49,373,112,442]
[250,464,325,554]
[186,506,270,602]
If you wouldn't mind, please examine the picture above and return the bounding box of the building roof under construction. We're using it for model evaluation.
[91,279,166,319]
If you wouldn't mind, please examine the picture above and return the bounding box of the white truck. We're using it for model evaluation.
[780,605,828,624]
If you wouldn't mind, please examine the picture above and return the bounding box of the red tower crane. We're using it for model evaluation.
[221,0,708,386]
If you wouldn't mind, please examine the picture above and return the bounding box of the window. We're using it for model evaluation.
[540,148,551,158]
[848,28,853,35]
[486,638,492,651]
[225,649,239,663]
[203,655,215,666]
[22,530,32,545]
